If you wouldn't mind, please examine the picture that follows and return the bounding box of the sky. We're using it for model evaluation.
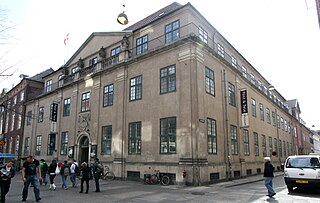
[0,0,319,129]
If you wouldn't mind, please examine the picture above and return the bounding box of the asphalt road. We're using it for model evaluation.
[4,174,320,202]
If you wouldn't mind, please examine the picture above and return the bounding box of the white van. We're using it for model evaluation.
[284,154,320,192]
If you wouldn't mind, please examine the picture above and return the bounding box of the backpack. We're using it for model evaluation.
[74,164,80,175]
[63,166,70,176]
[42,163,48,172]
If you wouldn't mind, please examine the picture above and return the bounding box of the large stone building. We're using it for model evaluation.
[21,2,310,185]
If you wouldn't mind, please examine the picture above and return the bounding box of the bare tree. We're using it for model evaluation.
[0,6,17,77]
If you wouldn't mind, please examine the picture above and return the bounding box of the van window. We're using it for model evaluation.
[286,157,320,168]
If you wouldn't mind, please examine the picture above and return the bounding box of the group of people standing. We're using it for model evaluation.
[0,155,105,202]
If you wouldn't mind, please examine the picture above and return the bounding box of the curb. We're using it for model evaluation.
[224,173,283,188]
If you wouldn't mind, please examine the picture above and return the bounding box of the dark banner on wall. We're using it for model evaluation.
[240,89,248,114]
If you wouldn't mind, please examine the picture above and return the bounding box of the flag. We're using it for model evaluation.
[64,33,69,46]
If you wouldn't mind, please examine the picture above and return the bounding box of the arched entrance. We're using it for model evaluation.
[79,136,89,164]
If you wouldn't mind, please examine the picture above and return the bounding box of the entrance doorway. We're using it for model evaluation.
[79,136,89,164]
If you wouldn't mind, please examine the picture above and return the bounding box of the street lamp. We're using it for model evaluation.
[117,2,129,25]
[268,85,282,170]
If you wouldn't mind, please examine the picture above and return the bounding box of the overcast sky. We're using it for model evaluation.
[1,0,319,129]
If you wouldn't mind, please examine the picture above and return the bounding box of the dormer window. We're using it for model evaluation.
[136,35,148,55]
[46,80,52,93]
[165,20,180,43]
[199,26,208,44]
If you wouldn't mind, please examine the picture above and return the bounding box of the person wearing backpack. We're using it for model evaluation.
[70,160,79,187]
[39,159,48,186]
[92,158,103,192]
[60,161,70,190]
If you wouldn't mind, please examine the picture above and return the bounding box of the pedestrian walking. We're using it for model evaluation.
[79,162,90,194]
[92,158,103,192]
[60,161,70,190]
[70,159,79,187]
[21,155,42,202]
[48,160,57,190]
[264,157,276,197]
[39,159,48,186]
[0,160,15,203]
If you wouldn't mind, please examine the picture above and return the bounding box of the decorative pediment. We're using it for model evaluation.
[78,112,91,133]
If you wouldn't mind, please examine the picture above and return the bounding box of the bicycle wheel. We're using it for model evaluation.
[105,172,115,180]
[161,175,170,186]
[150,174,158,184]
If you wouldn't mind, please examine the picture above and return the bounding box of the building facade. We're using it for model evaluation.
[22,2,309,185]
[0,69,53,167]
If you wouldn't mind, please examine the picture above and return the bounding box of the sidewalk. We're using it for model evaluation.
[211,171,284,188]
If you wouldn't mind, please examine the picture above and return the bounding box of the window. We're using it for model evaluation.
[46,79,52,93]
[13,97,17,105]
[63,98,71,117]
[217,43,224,58]
[165,20,180,43]
[60,132,68,155]
[274,138,278,157]
[20,91,25,101]
[130,76,142,101]
[279,139,282,157]
[24,137,30,156]
[230,125,238,155]
[11,113,15,131]
[205,67,215,96]
[15,135,20,155]
[277,115,280,128]
[160,65,176,94]
[111,46,121,56]
[288,123,291,134]
[81,92,90,112]
[35,135,42,156]
[136,35,148,55]
[259,103,264,121]
[46,133,55,155]
[251,98,256,117]
[128,122,141,155]
[207,118,217,154]
[287,142,290,156]
[241,66,247,78]
[17,113,22,129]
[199,26,208,44]
[38,107,44,123]
[283,140,287,157]
[103,84,114,106]
[253,132,259,156]
[231,56,237,68]
[160,117,176,154]
[281,117,284,130]
[111,47,121,64]
[101,125,112,155]
[228,83,236,106]
[266,108,271,124]
[258,81,262,90]
[250,74,255,84]
[71,67,80,74]
[272,111,276,126]
[284,120,288,132]
[89,57,98,66]
[58,74,64,87]
[269,137,273,157]
[243,129,250,156]
[262,135,267,157]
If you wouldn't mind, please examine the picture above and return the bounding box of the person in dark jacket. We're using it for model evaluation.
[48,160,57,190]
[0,160,15,203]
[79,162,90,194]
[263,157,276,197]
[92,158,103,192]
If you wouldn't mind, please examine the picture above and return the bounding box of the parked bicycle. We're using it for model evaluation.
[101,165,115,180]
[150,170,170,186]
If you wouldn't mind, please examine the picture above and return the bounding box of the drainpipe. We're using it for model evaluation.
[223,69,231,180]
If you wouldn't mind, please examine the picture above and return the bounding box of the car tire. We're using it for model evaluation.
[287,185,293,193]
